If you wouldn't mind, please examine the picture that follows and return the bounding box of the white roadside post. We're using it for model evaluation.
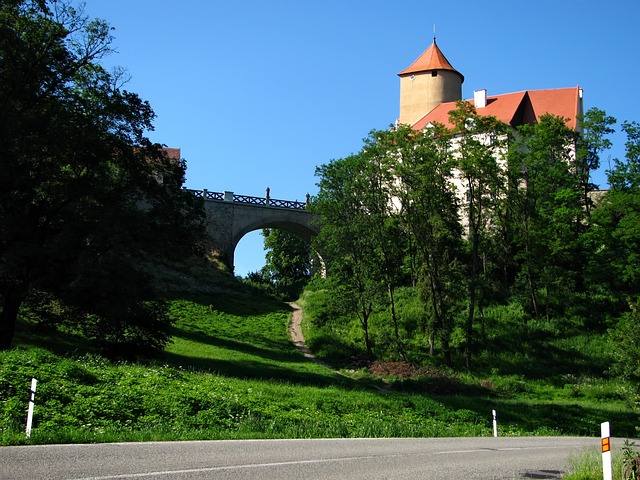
[492,410,498,437]
[26,378,37,438]
[601,421,612,480]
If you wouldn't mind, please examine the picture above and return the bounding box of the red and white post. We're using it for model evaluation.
[601,421,612,480]
[26,378,37,438]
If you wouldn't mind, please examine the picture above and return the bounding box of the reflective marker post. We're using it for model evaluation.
[26,378,37,438]
[601,421,612,480]
[492,410,498,437]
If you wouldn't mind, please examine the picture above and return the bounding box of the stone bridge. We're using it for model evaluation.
[187,189,320,272]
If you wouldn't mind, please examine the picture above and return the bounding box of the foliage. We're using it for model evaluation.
[311,101,633,371]
[622,440,640,480]
[448,101,510,368]
[0,0,205,353]
[609,301,640,396]
[312,149,394,358]
[389,124,464,364]
[248,228,312,300]
[588,121,640,297]
[1,281,637,446]
[506,114,586,320]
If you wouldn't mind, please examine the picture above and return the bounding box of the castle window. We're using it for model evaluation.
[431,71,438,77]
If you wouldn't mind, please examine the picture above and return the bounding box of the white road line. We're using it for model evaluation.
[71,444,582,480]
[71,453,400,479]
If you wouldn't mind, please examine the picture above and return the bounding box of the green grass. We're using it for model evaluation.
[1,273,638,446]
[564,444,640,480]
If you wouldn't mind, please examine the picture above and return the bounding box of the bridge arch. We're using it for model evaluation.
[231,217,317,252]
[233,220,324,277]
[193,190,321,272]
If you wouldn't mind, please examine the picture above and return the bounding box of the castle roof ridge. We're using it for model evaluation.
[411,86,581,130]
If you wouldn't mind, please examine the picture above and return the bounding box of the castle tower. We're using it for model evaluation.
[398,38,464,126]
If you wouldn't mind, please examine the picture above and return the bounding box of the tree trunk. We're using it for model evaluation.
[524,225,539,320]
[466,286,476,370]
[527,267,539,320]
[0,284,28,350]
[388,283,406,362]
[466,224,479,371]
[359,302,373,359]
[363,314,373,359]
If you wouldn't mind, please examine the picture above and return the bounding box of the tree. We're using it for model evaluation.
[589,121,640,395]
[357,131,407,360]
[506,115,584,320]
[448,101,510,368]
[576,107,616,215]
[588,121,640,297]
[390,124,464,364]
[607,121,640,190]
[0,0,204,352]
[313,152,387,359]
[259,228,312,299]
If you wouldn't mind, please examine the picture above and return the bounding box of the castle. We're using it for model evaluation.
[397,38,583,132]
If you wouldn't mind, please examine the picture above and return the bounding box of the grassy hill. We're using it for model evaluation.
[0,260,638,446]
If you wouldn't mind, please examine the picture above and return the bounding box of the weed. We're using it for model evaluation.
[622,439,640,480]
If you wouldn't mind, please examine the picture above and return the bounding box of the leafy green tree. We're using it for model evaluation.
[448,101,510,368]
[576,107,616,214]
[0,0,204,352]
[609,300,640,392]
[590,122,640,395]
[507,115,584,320]
[313,154,379,358]
[259,228,312,299]
[315,128,433,361]
[390,125,464,364]
[356,131,407,360]
[608,121,640,190]
[588,121,640,297]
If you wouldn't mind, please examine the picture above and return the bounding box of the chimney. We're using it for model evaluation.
[474,89,487,108]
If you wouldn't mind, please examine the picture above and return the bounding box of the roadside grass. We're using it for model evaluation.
[564,445,640,480]
[1,275,638,446]
[564,447,607,480]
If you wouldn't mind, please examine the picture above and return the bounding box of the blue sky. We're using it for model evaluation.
[86,0,640,276]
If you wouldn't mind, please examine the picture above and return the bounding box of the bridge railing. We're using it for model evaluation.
[185,189,308,210]
[188,189,224,201]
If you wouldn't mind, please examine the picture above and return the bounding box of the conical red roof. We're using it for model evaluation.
[398,40,464,81]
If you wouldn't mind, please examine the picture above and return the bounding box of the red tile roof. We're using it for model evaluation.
[412,86,581,130]
[163,147,181,162]
[398,40,464,82]
[527,88,581,129]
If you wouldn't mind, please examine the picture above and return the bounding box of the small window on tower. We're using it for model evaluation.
[432,71,437,77]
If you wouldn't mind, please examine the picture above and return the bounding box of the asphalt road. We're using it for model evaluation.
[0,436,609,480]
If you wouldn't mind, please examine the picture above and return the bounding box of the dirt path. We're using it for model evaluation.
[288,303,388,389]
[288,302,327,366]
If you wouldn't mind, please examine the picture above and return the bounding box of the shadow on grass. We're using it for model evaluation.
[169,326,304,366]
[13,319,97,356]
[163,322,355,388]
[474,329,609,381]
[165,288,289,318]
[161,349,346,387]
